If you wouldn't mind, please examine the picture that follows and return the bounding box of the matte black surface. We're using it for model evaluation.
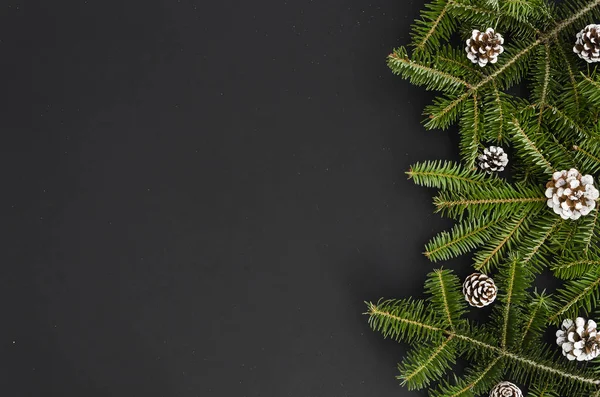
[1,1,461,395]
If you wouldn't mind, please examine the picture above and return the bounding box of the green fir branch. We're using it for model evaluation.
[366,296,600,392]
[425,217,500,262]
[433,185,546,220]
[519,292,551,349]
[398,336,457,390]
[472,211,530,273]
[407,160,504,191]
[425,269,468,330]
[549,271,600,323]
[371,0,600,395]
[387,47,472,93]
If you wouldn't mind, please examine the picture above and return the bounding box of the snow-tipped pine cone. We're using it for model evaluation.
[545,169,599,220]
[556,317,600,361]
[477,146,508,173]
[466,28,504,67]
[574,24,600,63]
[462,273,497,308]
[489,382,523,397]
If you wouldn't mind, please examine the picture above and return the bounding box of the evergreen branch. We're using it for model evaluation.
[492,255,533,350]
[504,0,536,15]
[398,336,456,389]
[459,0,600,94]
[519,215,562,271]
[528,383,559,397]
[558,222,580,255]
[492,83,504,142]
[448,0,538,32]
[515,106,577,170]
[437,52,486,80]
[473,213,529,273]
[425,217,500,262]
[521,303,543,344]
[582,208,600,256]
[499,348,600,388]
[367,301,600,387]
[452,358,501,397]
[543,105,587,141]
[500,257,519,349]
[432,356,503,397]
[538,44,551,110]
[436,196,547,208]
[553,37,580,112]
[425,269,467,330]
[434,190,546,220]
[413,0,453,53]
[375,0,600,394]
[521,220,559,264]
[578,74,600,106]
[509,117,554,174]
[438,273,455,330]
[425,92,472,130]
[368,305,440,332]
[458,95,482,167]
[519,293,550,349]
[366,300,444,342]
[452,332,600,388]
[549,272,600,323]
[552,0,600,37]
[472,40,539,91]
[407,160,503,191]
[573,143,600,174]
[575,145,600,164]
[387,48,472,92]
[574,145,600,163]
[552,258,600,280]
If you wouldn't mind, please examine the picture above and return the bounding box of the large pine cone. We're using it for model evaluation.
[556,317,600,361]
[545,169,599,220]
[462,273,497,308]
[477,146,508,173]
[490,382,523,397]
[574,24,600,63]
[466,28,504,67]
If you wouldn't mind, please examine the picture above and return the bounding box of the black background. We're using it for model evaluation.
[1,0,464,395]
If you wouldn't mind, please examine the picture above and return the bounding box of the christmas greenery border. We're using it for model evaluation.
[366,1,600,396]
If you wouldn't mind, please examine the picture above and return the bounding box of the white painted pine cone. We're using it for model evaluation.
[545,169,599,220]
[478,146,508,173]
[462,273,497,308]
[574,24,600,63]
[489,382,522,397]
[466,28,504,67]
[556,317,600,361]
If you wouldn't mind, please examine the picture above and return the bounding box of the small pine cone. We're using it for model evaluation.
[489,382,523,397]
[545,169,599,220]
[477,146,508,173]
[462,273,497,308]
[556,317,600,361]
[466,28,504,67]
[574,24,600,63]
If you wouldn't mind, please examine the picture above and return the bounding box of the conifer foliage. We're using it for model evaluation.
[366,0,600,395]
